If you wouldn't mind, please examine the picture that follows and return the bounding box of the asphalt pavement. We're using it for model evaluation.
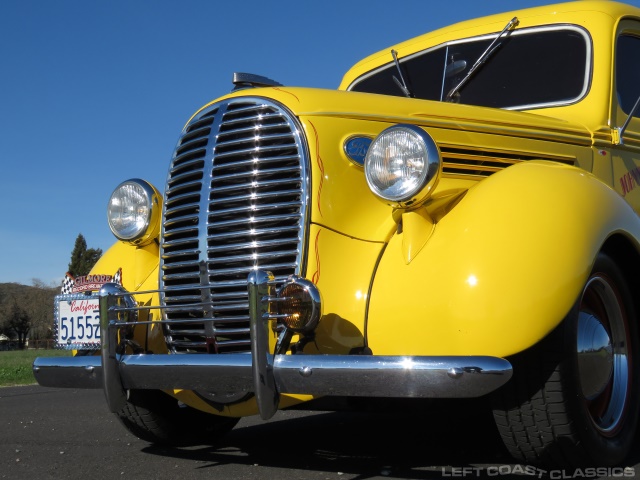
[1,385,638,480]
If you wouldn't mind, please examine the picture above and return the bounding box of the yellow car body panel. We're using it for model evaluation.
[92,241,159,294]
[299,224,383,353]
[367,161,640,358]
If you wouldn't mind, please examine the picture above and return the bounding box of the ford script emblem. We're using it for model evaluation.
[344,136,372,166]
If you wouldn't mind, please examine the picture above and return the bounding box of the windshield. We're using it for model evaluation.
[349,26,591,110]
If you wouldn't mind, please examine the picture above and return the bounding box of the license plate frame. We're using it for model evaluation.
[54,293,101,350]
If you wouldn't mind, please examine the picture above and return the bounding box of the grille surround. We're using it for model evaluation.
[160,97,310,354]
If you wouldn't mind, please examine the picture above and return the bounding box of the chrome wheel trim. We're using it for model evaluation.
[577,311,613,400]
[577,275,630,436]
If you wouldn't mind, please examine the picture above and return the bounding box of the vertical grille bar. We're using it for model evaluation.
[160,98,309,353]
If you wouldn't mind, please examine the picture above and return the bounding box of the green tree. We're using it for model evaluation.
[27,279,57,341]
[68,234,103,277]
[8,300,30,349]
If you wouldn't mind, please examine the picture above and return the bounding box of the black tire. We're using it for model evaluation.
[492,252,639,467]
[116,389,240,447]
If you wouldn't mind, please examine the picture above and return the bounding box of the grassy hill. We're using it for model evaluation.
[0,282,59,345]
[0,283,72,386]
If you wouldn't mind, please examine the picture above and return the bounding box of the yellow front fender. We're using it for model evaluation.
[91,240,159,293]
[367,161,640,358]
[89,241,166,353]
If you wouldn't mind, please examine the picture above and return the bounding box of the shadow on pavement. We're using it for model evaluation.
[141,398,525,479]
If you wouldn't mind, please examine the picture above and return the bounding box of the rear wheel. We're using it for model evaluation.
[116,389,239,447]
[492,253,638,467]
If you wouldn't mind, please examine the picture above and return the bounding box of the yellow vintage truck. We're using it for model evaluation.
[35,0,640,468]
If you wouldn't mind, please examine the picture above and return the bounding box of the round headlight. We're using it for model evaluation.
[107,179,161,244]
[364,124,441,208]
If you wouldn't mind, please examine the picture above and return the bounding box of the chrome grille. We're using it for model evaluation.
[160,98,309,354]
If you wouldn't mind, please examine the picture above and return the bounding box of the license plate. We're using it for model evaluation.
[54,294,101,350]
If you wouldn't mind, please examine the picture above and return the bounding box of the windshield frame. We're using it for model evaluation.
[347,24,593,112]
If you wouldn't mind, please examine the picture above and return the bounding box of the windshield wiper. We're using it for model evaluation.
[446,16,519,101]
[391,49,413,98]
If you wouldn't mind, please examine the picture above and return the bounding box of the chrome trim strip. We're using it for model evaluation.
[212,155,300,171]
[119,354,254,391]
[32,353,512,402]
[248,270,279,419]
[274,355,511,398]
[100,283,128,412]
[32,356,102,389]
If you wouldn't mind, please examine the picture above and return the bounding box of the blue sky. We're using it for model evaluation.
[1,0,638,286]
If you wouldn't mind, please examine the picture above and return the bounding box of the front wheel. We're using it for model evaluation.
[492,253,638,467]
[116,389,240,447]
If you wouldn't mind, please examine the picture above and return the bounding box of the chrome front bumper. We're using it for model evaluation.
[34,271,513,420]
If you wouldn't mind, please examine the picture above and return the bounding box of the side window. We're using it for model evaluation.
[616,35,640,116]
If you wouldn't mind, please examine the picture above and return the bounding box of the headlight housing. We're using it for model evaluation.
[364,124,441,208]
[107,179,161,245]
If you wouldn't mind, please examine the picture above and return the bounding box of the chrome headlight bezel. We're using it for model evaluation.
[107,179,161,245]
[364,124,442,208]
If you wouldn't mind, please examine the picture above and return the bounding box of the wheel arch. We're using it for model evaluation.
[492,248,640,467]
[600,233,640,330]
